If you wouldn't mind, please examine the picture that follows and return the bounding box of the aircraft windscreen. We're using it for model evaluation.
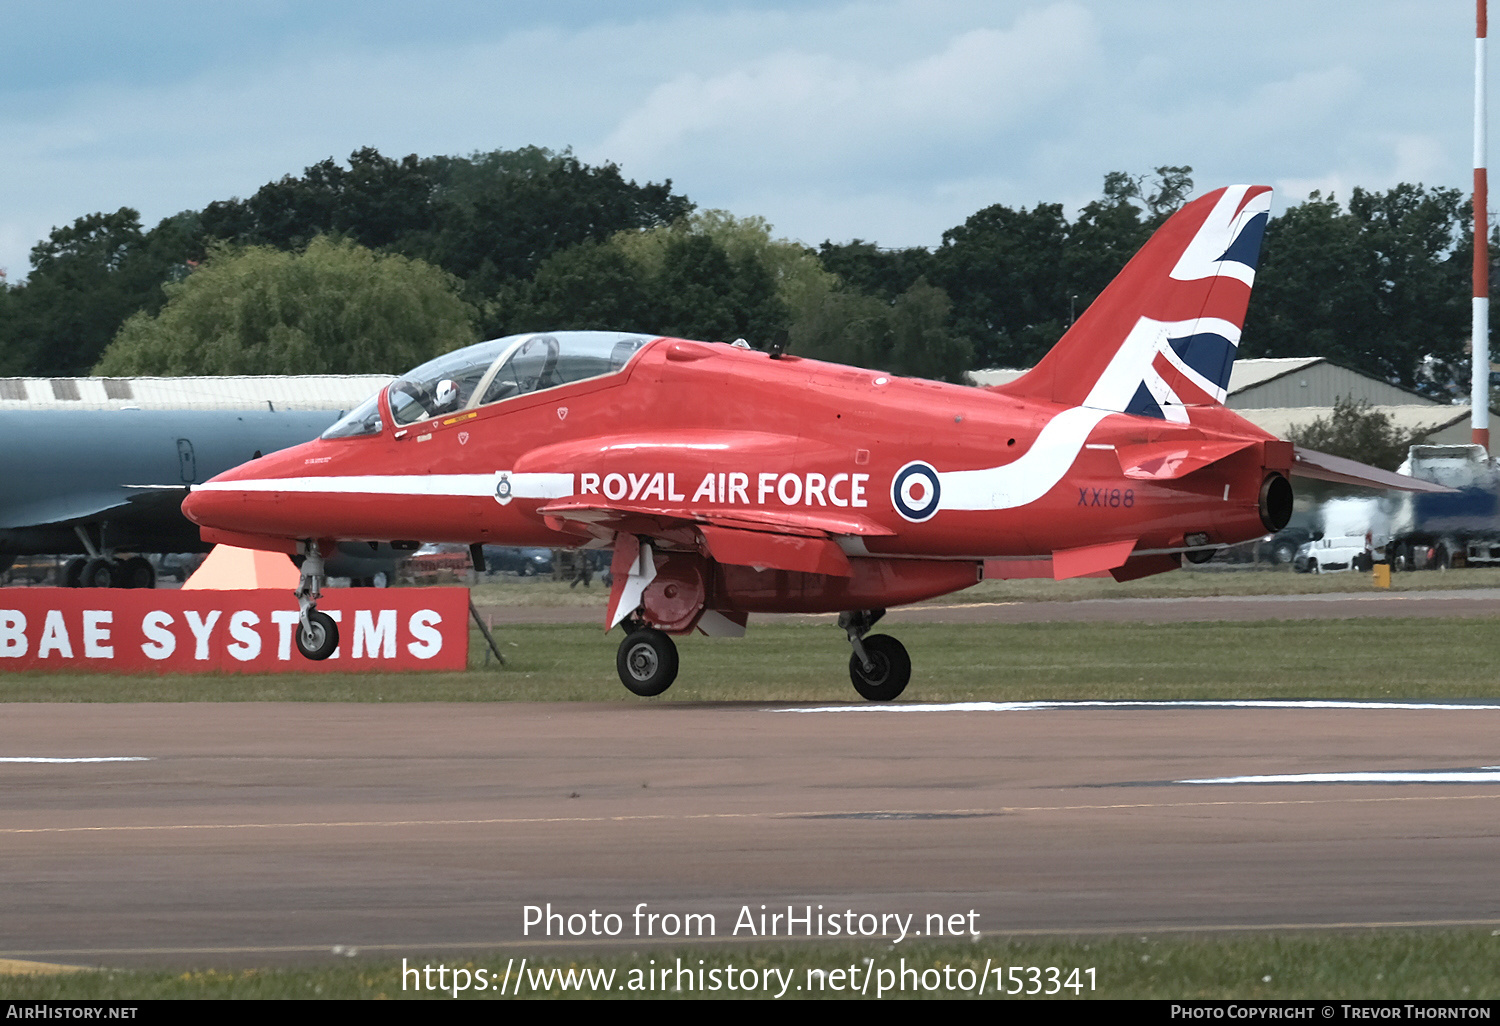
[321,392,384,439]
[388,338,515,427]
[383,332,653,428]
[478,333,649,405]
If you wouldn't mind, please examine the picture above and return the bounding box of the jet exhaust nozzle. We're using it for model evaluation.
[1259,472,1293,532]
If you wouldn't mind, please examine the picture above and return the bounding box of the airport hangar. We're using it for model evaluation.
[972,356,1484,446]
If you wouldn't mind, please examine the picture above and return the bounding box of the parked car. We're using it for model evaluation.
[157,553,205,583]
[1262,526,1317,566]
[482,546,553,576]
[1294,535,1373,574]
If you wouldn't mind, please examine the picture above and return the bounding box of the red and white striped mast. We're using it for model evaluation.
[1474,0,1491,450]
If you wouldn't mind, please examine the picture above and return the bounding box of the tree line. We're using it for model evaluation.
[0,147,1487,395]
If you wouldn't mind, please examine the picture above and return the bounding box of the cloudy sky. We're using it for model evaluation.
[0,0,1485,280]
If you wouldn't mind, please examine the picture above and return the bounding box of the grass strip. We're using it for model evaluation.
[3,930,1497,999]
[1,618,1497,703]
[454,565,1500,608]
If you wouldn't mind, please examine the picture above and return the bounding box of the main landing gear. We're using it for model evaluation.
[610,608,911,702]
[294,543,338,660]
[61,525,157,589]
[616,621,679,697]
[62,555,156,589]
[841,609,910,702]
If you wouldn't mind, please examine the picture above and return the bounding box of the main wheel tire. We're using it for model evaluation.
[80,557,116,589]
[118,556,156,589]
[616,628,678,696]
[849,633,911,702]
[295,610,339,661]
[63,557,87,588]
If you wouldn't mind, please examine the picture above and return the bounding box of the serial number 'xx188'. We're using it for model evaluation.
[1078,487,1135,508]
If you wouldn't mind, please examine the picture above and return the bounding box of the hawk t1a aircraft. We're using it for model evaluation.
[182,185,1440,700]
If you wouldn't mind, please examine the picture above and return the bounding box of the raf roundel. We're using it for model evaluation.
[891,460,941,522]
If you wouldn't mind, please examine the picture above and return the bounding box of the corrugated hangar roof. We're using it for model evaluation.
[0,375,393,411]
[1225,357,1323,391]
[972,357,1336,394]
[1236,405,1464,441]
[969,358,1435,408]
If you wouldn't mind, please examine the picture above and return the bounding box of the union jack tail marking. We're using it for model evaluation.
[997,184,1272,423]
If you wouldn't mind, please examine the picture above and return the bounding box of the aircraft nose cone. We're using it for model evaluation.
[180,484,224,528]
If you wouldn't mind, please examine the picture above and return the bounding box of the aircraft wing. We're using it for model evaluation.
[0,485,188,531]
[536,499,894,576]
[1290,447,1455,493]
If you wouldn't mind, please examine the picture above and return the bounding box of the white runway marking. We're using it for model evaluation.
[1182,768,1500,785]
[779,699,1500,713]
[0,757,150,763]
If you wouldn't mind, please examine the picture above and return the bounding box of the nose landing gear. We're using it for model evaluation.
[294,543,338,660]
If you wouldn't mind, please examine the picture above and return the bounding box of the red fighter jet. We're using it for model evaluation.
[182,185,1439,700]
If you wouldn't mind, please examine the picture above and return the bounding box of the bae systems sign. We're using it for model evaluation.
[0,589,468,672]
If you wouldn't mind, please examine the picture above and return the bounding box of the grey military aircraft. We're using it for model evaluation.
[0,408,399,588]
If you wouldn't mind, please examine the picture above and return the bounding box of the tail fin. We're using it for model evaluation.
[995,184,1272,423]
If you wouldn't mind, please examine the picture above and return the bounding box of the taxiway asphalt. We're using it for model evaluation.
[3,700,1498,967]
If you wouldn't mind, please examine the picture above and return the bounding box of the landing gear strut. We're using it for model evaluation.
[840,609,910,701]
[294,543,338,660]
[616,626,678,697]
[64,525,157,589]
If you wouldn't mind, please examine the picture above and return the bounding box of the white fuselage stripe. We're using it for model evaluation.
[193,473,575,500]
[938,406,1112,511]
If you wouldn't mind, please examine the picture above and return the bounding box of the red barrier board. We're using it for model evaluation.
[0,589,469,673]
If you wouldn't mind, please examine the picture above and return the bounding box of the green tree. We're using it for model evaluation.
[646,232,789,345]
[497,221,794,349]
[93,237,475,376]
[196,145,693,336]
[1285,396,1425,471]
[4,209,164,374]
[420,147,693,318]
[787,287,890,369]
[927,168,1191,370]
[1247,185,1471,392]
[815,240,936,302]
[612,210,836,315]
[494,240,655,332]
[1099,165,1195,226]
[0,271,14,375]
[0,206,214,375]
[791,277,971,382]
[0,146,690,377]
[885,278,970,381]
[931,200,1071,368]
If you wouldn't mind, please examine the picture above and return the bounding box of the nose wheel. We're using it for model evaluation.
[616,627,678,696]
[293,543,338,661]
[296,610,339,660]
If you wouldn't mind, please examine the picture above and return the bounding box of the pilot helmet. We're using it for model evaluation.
[434,378,461,410]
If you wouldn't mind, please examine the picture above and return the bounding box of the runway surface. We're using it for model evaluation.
[477,587,1500,625]
[3,701,1499,968]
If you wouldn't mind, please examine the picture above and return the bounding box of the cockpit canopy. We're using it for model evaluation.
[322,331,652,439]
